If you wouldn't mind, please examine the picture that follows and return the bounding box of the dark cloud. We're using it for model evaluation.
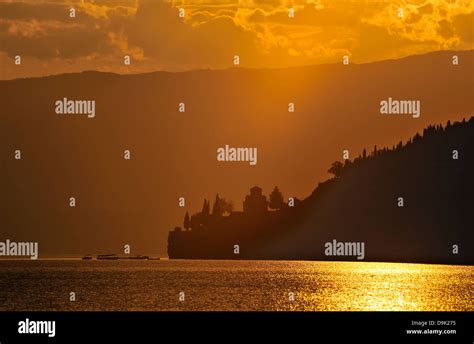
[437,19,455,39]
[0,23,112,59]
[127,0,260,69]
[452,12,474,43]
[0,2,100,25]
[0,1,134,59]
[0,2,68,21]
[248,8,265,23]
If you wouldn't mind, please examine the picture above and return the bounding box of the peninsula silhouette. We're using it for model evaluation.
[169,118,474,264]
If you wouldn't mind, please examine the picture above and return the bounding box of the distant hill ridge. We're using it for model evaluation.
[2,49,472,82]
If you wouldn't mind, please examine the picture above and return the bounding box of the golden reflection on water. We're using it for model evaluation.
[292,262,474,311]
[0,260,472,311]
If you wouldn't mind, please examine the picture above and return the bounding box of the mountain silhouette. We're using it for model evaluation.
[1,50,472,256]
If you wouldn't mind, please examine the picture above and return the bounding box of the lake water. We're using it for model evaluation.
[0,260,472,311]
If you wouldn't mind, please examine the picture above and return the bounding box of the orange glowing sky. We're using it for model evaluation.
[0,0,473,79]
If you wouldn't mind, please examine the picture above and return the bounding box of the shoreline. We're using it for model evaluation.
[0,258,472,267]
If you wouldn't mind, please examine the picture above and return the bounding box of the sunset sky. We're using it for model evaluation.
[1,0,473,79]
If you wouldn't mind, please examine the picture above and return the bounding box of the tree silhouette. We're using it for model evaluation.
[190,214,197,230]
[184,212,190,231]
[212,194,223,216]
[201,199,210,216]
[269,186,284,210]
[328,161,344,178]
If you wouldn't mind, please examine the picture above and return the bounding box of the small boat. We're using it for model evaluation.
[129,255,149,260]
[82,254,93,260]
[97,254,119,260]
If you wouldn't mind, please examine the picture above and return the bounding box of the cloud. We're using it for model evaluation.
[361,0,474,48]
[126,0,261,69]
[0,1,137,60]
[452,12,474,43]
[0,0,472,79]
[263,3,362,26]
[252,0,282,6]
[0,22,111,59]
